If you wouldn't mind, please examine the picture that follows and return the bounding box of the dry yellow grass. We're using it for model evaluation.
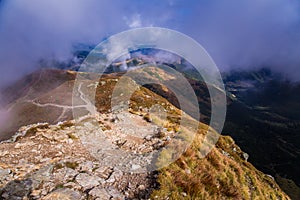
[151,133,290,200]
[95,74,290,199]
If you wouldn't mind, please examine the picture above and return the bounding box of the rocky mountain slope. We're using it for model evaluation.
[137,67,300,199]
[0,68,290,199]
[0,69,76,141]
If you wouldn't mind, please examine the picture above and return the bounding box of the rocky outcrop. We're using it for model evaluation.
[0,114,161,199]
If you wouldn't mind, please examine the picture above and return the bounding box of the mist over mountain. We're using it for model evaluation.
[0,0,300,90]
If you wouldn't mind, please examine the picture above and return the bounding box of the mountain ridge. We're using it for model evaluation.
[0,68,290,199]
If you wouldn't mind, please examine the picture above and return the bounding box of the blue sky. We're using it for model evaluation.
[0,0,300,86]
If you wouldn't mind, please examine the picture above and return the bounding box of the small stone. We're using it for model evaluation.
[222,150,230,157]
[0,168,12,181]
[155,128,166,138]
[124,191,130,197]
[41,132,53,140]
[181,192,187,197]
[78,161,94,173]
[64,181,78,188]
[0,168,11,175]
[106,168,123,184]
[266,174,275,180]
[55,151,63,156]
[40,157,51,163]
[106,186,125,199]
[54,167,78,182]
[43,188,82,200]
[145,135,152,141]
[67,139,73,144]
[94,166,112,179]
[31,149,38,153]
[1,192,9,199]
[166,136,171,141]
[143,114,152,122]
[0,178,32,199]
[89,187,111,199]
[0,150,9,156]
[75,173,100,190]
[30,164,53,189]
[243,152,249,162]
[30,189,41,199]
[138,184,145,190]
[131,164,141,171]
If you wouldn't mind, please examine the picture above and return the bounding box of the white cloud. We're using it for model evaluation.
[124,14,142,28]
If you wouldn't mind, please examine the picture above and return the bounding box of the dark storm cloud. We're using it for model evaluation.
[0,0,300,89]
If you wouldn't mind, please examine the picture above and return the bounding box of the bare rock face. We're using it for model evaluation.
[0,168,12,183]
[0,116,159,199]
[1,179,33,199]
[105,168,123,184]
[75,173,101,191]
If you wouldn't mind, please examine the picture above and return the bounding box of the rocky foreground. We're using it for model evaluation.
[0,111,290,199]
[0,112,162,200]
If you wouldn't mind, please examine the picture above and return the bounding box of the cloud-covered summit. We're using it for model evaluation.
[0,0,300,88]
